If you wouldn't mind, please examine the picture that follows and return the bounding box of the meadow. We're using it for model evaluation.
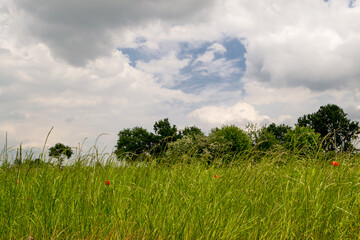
[1,151,360,239]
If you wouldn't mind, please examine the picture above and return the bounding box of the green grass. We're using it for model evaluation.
[1,154,360,239]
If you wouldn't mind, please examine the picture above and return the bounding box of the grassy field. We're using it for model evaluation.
[1,153,360,239]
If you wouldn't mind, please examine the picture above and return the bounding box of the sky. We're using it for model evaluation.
[0,0,360,155]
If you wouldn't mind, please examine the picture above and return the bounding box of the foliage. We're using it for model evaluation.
[165,134,231,163]
[153,118,180,154]
[264,123,292,144]
[13,158,44,168]
[49,142,73,166]
[115,127,154,159]
[255,130,279,152]
[210,125,251,158]
[246,123,287,152]
[284,126,322,156]
[298,104,359,152]
[116,119,182,159]
[153,118,178,141]
[179,126,204,138]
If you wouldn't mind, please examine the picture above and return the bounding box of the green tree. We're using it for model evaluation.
[284,126,322,156]
[255,130,279,152]
[210,125,252,160]
[298,104,359,152]
[249,123,291,152]
[179,126,204,138]
[49,143,73,166]
[154,118,178,140]
[166,134,231,164]
[265,123,292,144]
[153,118,179,154]
[116,127,154,160]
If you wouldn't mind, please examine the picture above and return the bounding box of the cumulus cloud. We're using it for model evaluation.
[194,43,226,63]
[112,0,360,93]
[14,0,217,66]
[190,102,270,127]
[136,51,190,87]
[0,35,199,149]
[217,0,360,91]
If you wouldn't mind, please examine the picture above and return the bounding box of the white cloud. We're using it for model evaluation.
[190,102,270,127]
[194,42,226,63]
[193,58,241,78]
[0,28,199,150]
[218,0,360,91]
[136,51,190,87]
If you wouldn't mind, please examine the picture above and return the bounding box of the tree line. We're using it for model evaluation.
[8,104,360,167]
[114,104,360,163]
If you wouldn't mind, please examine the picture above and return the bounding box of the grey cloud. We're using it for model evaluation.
[0,48,10,55]
[15,0,216,66]
[245,34,360,92]
[1,111,26,121]
[344,105,360,121]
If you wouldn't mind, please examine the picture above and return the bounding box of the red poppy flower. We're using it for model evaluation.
[104,180,110,186]
[214,174,219,178]
[331,161,339,166]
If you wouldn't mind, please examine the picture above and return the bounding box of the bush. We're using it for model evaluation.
[255,130,279,152]
[284,126,322,156]
[165,134,231,164]
[210,125,252,160]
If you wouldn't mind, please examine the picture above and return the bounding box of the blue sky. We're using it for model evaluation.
[0,0,359,153]
[120,38,246,93]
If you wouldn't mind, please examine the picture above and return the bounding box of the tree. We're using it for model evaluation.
[153,118,179,154]
[116,127,154,159]
[165,134,230,164]
[179,126,204,138]
[298,104,359,152]
[210,125,252,158]
[255,130,279,152]
[264,123,291,144]
[49,143,73,166]
[283,126,322,156]
[251,123,292,152]
[153,118,178,140]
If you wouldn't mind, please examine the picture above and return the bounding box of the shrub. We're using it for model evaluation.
[284,126,322,156]
[165,134,231,164]
[210,125,252,159]
[255,130,279,152]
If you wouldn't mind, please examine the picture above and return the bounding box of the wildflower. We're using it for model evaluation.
[214,174,220,179]
[27,196,31,200]
[104,180,110,186]
[331,161,339,166]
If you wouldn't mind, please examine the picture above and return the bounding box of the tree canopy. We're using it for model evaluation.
[297,104,359,152]
[265,123,291,144]
[49,143,73,166]
[115,104,359,162]
[115,127,154,158]
[116,118,181,160]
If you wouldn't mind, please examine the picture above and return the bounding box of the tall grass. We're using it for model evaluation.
[1,151,360,239]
